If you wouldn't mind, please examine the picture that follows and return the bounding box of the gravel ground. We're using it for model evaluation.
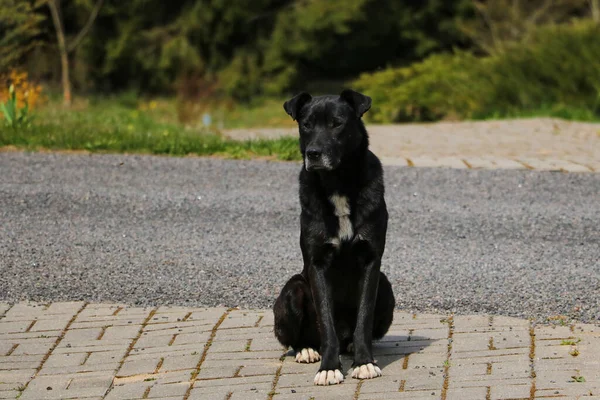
[1,152,599,322]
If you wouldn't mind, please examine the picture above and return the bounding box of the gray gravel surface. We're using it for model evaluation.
[1,152,599,322]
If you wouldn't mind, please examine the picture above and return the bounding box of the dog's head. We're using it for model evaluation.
[283,89,371,171]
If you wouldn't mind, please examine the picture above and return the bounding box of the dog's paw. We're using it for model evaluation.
[295,348,321,363]
[314,369,344,385]
[351,363,382,380]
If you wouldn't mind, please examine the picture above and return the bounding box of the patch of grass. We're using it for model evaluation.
[15,384,26,399]
[560,339,581,346]
[479,104,600,123]
[570,348,580,357]
[0,97,301,161]
[143,378,156,382]
[571,375,586,383]
[547,315,569,326]
[219,98,295,129]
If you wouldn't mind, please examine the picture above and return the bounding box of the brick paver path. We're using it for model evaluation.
[1,302,599,399]
[224,118,600,172]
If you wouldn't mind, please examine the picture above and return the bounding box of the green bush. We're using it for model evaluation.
[354,20,600,122]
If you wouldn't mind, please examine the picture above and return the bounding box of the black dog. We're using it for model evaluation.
[273,89,395,385]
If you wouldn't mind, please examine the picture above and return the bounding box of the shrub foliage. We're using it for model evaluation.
[354,21,600,122]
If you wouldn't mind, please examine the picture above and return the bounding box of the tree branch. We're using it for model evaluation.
[591,0,600,22]
[47,0,71,106]
[47,0,68,58]
[67,0,104,53]
[527,0,553,25]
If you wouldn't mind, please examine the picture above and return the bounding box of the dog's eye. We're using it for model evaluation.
[302,121,311,129]
[330,119,343,128]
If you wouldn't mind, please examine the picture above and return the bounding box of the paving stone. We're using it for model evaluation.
[68,375,114,389]
[518,158,593,172]
[464,157,525,170]
[196,365,239,379]
[238,363,280,377]
[229,389,272,400]
[118,358,162,377]
[142,321,213,334]
[171,332,212,346]
[408,156,468,169]
[208,339,249,353]
[449,377,531,389]
[53,342,131,354]
[100,325,141,341]
[160,354,201,372]
[452,347,529,360]
[0,361,41,370]
[249,338,285,352]
[358,390,442,399]
[187,308,230,322]
[214,326,273,337]
[146,382,189,398]
[536,325,574,340]
[0,389,22,399]
[453,315,493,332]
[28,318,73,332]
[445,386,488,400]
[220,316,262,330]
[193,375,273,388]
[0,369,36,384]
[104,381,152,400]
[358,376,403,393]
[128,343,207,356]
[379,157,410,167]
[3,303,48,319]
[0,303,12,317]
[0,321,36,334]
[21,377,109,400]
[205,350,284,361]
[188,381,271,397]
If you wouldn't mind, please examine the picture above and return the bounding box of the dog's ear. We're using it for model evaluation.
[340,89,371,118]
[283,92,312,121]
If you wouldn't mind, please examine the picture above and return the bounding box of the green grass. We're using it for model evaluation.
[475,104,600,123]
[0,97,301,161]
[218,98,295,129]
[560,339,581,346]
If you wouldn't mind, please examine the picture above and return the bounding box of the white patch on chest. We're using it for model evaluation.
[329,194,353,242]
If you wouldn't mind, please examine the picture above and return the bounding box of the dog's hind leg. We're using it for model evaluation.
[273,274,321,363]
[373,272,395,340]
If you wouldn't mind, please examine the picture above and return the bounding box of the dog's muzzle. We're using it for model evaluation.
[305,149,337,171]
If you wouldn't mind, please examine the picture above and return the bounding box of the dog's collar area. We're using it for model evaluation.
[329,194,351,217]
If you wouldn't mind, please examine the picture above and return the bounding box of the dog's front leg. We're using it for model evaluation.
[351,254,383,380]
[308,260,344,385]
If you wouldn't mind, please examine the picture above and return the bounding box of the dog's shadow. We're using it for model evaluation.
[366,335,435,369]
[284,334,435,371]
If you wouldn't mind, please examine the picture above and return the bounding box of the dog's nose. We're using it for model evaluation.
[306,149,321,160]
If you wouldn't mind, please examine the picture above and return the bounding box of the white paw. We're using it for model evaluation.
[351,363,382,379]
[295,348,321,363]
[314,369,344,385]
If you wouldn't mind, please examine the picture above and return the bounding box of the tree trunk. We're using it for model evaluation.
[47,0,72,107]
[592,0,600,23]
